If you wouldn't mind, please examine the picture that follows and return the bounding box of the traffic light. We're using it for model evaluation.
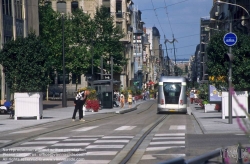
[224,53,234,62]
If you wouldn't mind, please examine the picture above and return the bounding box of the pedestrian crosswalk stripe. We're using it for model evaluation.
[141,154,185,160]
[59,160,110,164]
[73,135,104,138]
[152,137,185,140]
[94,140,129,143]
[150,141,185,145]
[10,128,46,134]
[63,138,98,141]
[86,151,117,155]
[0,161,12,164]
[86,145,124,149]
[73,126,99,131]
[0,140,11,143]
[155,133,185,137]
[169,125,186,130]
[146,146,185,151]
[102,136,134,139]
[35,137,68,140]
[115,126,136,130]
[51,143,90,146]
[21,141,59,145]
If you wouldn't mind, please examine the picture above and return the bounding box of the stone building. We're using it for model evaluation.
[0,0,39,100]
[41,0,140,95]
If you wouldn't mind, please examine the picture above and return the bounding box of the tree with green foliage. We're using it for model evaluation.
[39,2,62,71]
[206,31,250,91]
[65,9,92,90]
[87,6,126,74]
[38,4,126,90]
[0,33,51,92]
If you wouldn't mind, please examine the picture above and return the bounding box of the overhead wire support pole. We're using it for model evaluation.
[164,35,170,76]
[165,36,178,76]
[172,34,177,76]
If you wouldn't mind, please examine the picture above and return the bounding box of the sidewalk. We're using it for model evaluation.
[0,100,146,133]
[189,102,247,134]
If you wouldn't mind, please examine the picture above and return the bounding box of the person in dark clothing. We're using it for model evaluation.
[4,100,12,118]
[72,90,89,122]
[113,100,119,107]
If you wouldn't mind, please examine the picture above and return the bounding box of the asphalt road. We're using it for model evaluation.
[0,100,249,164]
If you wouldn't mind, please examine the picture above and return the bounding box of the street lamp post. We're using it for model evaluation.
[216,0,249,124]
[62,14,67,107]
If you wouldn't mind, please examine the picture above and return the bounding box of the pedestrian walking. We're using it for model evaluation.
[128,93,132,108]
[72,89,90,122]
[132,95,136,104]
[120,92,125,108]
[190,90,195,104]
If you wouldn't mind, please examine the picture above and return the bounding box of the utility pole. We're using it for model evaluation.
[165,35,178,76]
[172,34,177,76]
[164,35,170,76]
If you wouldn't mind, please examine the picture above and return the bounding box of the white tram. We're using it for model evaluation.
[157,76,187,113]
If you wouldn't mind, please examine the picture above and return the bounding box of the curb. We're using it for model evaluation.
[191,111,206,134]
[115,107,137,114]
[115,103,142,114]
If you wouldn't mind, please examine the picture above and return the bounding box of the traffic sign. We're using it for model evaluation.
[223,32,237,46]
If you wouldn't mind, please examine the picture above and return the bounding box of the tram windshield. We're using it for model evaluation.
[163,82,181,104]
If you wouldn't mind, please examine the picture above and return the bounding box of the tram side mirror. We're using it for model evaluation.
[224,53,234,62]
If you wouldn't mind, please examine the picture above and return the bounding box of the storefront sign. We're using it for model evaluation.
[209,85,222,102]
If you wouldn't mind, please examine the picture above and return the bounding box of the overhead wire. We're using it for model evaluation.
[140,0,189,11]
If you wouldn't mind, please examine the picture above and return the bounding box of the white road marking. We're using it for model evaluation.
[10,128,46,134]
[0,162,12,164]
[73,135,104,138]
[150,141,185,145]
[141,155,157,160]
[51,143,90,146]
[102,136,134,139]
[169,125,186,130]
[0,140,11,143]
[63,138,98,141]
[115,126,136,130]
[152,137,185,140]
[86,145,124,149]
[94,140,129,143]
[35,137,68,140]
[86,151,117,155]
[73,126,99,132]
[141,154,186,160]
[155,133,185,137]
[146,146,185,151]
[21,141,58,145]
[70,160,110,164]
[235,134,245,135]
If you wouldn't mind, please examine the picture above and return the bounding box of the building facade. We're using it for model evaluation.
[0,0,39,100]
[42,0,140,94]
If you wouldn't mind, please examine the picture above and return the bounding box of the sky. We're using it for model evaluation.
[132,0,213,61]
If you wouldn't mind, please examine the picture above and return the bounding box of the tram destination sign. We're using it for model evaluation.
[223,32,237,47]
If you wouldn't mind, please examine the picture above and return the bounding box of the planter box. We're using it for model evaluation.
[204,104,216,113]
[222,91,248,119]
[14,92,43,120]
